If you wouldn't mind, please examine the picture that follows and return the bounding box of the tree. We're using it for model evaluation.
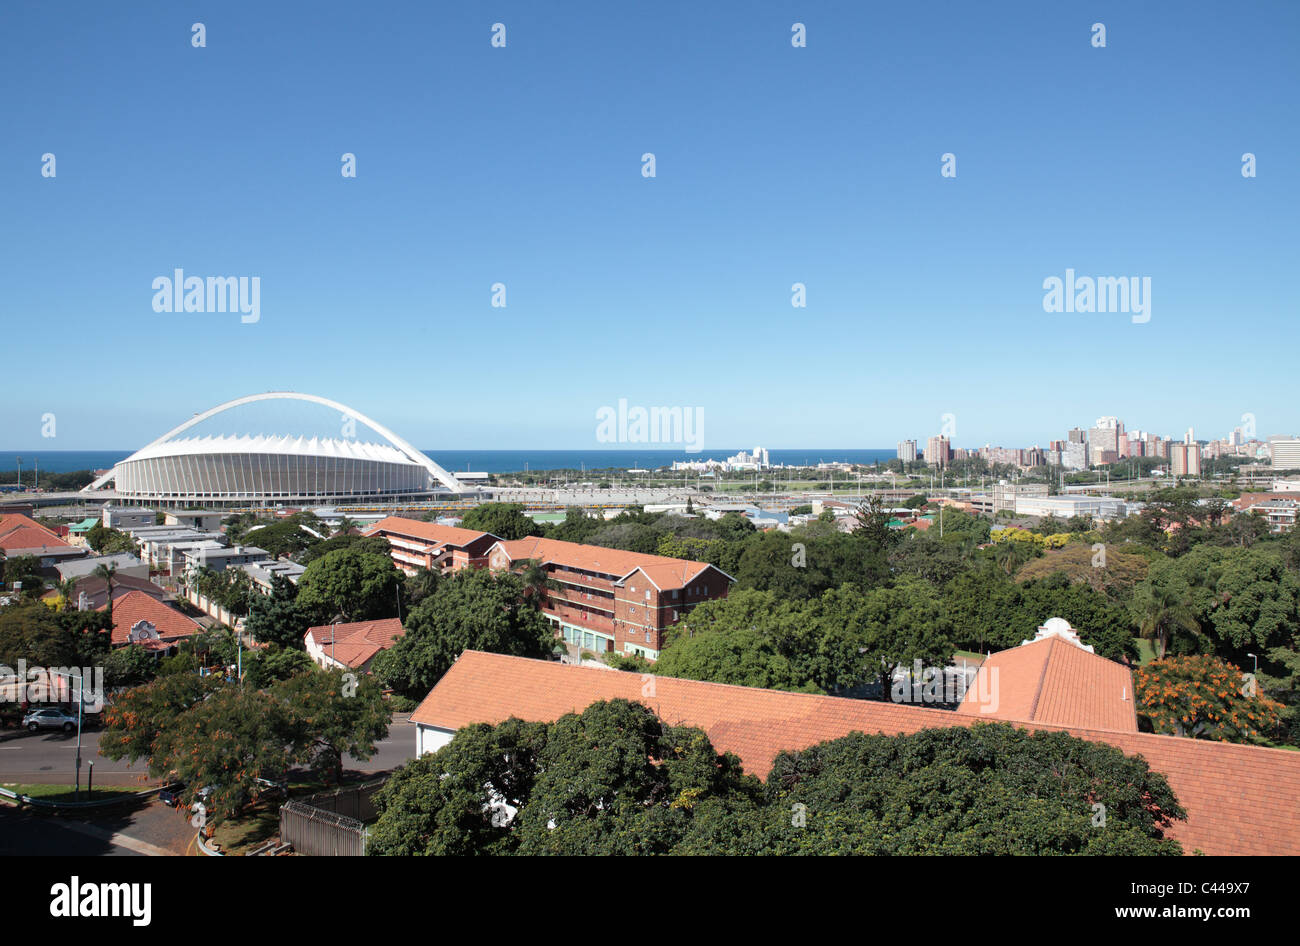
[296,547,403,623]
[1135,655,1284,743]
[244,575,312,649]
[2,555,44,595]
[653,591,820,693]
[273,669,391,784]
[102,645,158,688]
[742,724,1185,855]
[370,710,1185,856]
[373,569,553,699]
[513,700,760,855]
[516,559,556,608]
[99,673,222,776]
[154,685,297,820]
[459,503,541,540]
[856,577,954,699]
[369,717,551,856]
[85,524,135,555]
[852,495,894,553]
[243,645,314,687]
[1131,578,1201,660]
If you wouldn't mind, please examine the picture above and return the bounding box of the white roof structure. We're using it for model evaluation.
[84,391,466,497]
[128,434,412,464]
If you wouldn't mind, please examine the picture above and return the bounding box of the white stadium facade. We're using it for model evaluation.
[83,392,468,505]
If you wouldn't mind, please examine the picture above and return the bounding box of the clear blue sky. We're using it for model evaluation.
[2,1,1297,451]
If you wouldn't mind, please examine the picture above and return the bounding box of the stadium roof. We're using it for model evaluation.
[125,434,415,465]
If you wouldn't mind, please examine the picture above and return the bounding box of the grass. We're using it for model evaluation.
[206,779,330,855]
[210,803,281,855]
[1,783,140,803]
[1134,638,1158,665]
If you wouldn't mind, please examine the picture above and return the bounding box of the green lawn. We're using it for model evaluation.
[1,783,141,803]
[1134,638,1158,665]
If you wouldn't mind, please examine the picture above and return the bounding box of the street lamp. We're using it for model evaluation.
[1246,652,1258,675]
[48,669,87,801]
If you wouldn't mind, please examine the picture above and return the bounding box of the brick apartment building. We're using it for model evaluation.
[363,516,499,574]
[488,537,733,660]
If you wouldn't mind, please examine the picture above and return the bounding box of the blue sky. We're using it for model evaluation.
[2,1,1297,452]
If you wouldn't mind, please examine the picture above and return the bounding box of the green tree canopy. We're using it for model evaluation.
[296,547,403,623]
[459,503,541,540]
[373,568,553,699]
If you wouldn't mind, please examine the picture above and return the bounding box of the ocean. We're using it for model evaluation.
[0,448,897,475]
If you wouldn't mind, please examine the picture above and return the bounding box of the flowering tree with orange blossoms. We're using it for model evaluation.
[1135,655,1284,744]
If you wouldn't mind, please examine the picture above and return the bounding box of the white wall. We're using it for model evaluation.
[416,723,455,757]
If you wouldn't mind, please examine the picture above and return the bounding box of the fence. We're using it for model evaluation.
[279,801,367,856]
[278,779,386,856]
[301,779,385,822]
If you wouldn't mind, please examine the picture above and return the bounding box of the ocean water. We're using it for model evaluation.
[0,448,897,476]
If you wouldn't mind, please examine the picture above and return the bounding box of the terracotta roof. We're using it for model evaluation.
[96,590,202,646]
[364,516,495,549]
[67,574,169,610]
[305,617,405,668]
[411,651,1300,856]
[0,526,73,553]
[493,537,720,588]
[0,514,71,552]
[956,635,1138,732]
[0,513,52,537]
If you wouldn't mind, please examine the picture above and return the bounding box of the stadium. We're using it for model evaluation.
[82,392,467,505]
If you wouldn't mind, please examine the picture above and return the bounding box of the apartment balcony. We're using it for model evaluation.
[546,584,614,610]
[547,567,618,593]
[545,605,616,636]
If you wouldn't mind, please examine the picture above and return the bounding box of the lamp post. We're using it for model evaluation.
[1247,652,1258,675]
[49,669,85,801]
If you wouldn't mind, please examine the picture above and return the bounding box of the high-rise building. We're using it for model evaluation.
[1063,441,1088,471]
[924,436,951,468]
[1271,439,1300,471]
[1171,443,1202,477]
[897,440,918,463]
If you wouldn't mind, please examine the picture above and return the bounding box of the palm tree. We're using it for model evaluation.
[518,559,557,608]
[56,576,79,612]
[993,541,1021,576]
[93,562,118,622]
[1134,584,1200,660]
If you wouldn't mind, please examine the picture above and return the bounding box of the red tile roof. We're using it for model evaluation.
[956,635,1138,732]
[305,617,405,669]
[0,513,71,553]
[364,516,495,549]
[493,537,720,588]
[97,590,202,646]
[411,651,1300,856]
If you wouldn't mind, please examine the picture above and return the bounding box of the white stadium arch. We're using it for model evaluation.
[84,391,465,499]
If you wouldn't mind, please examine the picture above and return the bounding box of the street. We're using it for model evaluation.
[0,712,418,786]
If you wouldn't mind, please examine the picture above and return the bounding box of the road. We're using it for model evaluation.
[0,713,418,786]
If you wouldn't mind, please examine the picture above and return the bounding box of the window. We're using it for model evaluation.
[672,589,679,599]
[645,631,651,643]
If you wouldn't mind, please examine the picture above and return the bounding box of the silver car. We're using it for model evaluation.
[22,708,79,732]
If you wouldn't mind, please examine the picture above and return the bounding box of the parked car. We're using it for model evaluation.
[157,782,214,808]
[22,707,80,732]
